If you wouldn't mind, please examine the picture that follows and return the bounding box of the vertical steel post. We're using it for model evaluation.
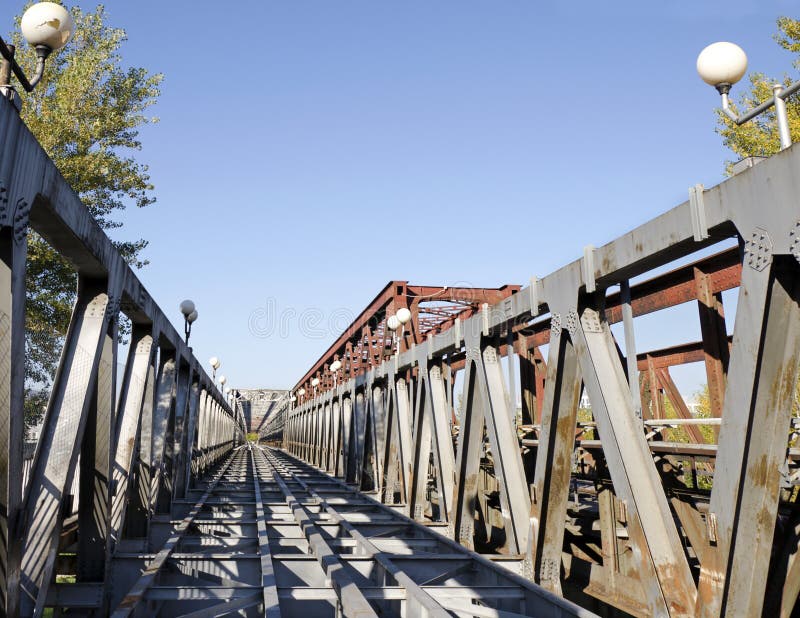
[0,223,25,618]
[78,314,116,585]
[529,329,582,595]
[774,84,792,150]
[620,280,643,420]
[0,93,23,618]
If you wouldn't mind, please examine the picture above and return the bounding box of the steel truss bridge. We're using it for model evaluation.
[1,83,800,618]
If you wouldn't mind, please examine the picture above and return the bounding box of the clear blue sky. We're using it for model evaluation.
[56,0,797,393]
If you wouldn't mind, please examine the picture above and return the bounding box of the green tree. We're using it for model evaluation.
[717,17,800,162]
[10,3,162,429]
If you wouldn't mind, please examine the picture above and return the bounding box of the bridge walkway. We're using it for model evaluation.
[109,445,592,617]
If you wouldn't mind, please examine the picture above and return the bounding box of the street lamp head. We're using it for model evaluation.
[396,307,412,325]
[224,387,231,395]
[186,310,198,324]
[219,375,227,385]
[330,360,342,372]
[209,357,220,370]
[311,378,320,387]
[386,315,401,331]
[297,388,306,396]
[290,396,297,402]
[21,2,74,52]
[179,299,196,317]
[697,42,748,91]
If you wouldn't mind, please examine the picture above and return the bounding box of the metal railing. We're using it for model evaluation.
[0,93,245,616]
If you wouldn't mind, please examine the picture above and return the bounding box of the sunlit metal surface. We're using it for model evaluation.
[3,74,800,616]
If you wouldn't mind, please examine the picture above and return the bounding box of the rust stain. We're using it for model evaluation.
[749,454,769,488]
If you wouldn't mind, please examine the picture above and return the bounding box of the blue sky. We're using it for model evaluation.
[44,1,799,392]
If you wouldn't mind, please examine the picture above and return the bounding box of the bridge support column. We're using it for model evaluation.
[175,379,200,499]
[410,360,455,525]
[699,258,800,617]
[0,220,27,618]
[20,273,122,616]
[573,304,697,616]
[453,334,530,555]
[110,325,157,549]
[529,324,582,596]
[77,306,116,591]
[151,355,178,516]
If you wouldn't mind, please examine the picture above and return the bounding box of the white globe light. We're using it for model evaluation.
[179,299,195,317]
[290,396,297,402]
[186,310,198,324]
[330,360,342,372]
[311,378,320,387]
[297,388,306,396]
[697,42,748,87]
[396,307,412,325]
[219,375,227,385]
[224,387,231,394]
[386,315,401,331]
[21,2,75,51]
[209,357,220,370]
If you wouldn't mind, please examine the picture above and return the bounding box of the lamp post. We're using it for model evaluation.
[219,375,227,396]
[311,377,320,398]
[297,387,306,404]
[1,3,74,102]
[396,307,412,326]
[209,357,220,382]
[330,359,342,388]
[387,307,412,355]
[179,300,197,346]
[697,41,797,150]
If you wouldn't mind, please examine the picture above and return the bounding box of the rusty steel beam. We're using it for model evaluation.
[296,248,741,408]
[293,283,519,401]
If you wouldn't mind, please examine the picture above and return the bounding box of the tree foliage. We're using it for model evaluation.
[10,3,162,428]
[717,17,800,162]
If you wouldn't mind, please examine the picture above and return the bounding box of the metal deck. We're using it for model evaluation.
[105,445,589,617]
